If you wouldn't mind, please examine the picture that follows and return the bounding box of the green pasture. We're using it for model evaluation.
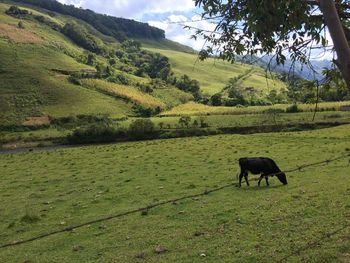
[152,111,350,129]
[146,48,287,95]
[1,125,350,262]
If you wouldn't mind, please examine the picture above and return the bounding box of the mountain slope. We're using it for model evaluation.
[147,48,287,96]
[0,2,136,124]
[0,1,289,126]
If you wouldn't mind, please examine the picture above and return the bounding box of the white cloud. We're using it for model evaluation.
[149,15,217,50]
[57,0,195,19]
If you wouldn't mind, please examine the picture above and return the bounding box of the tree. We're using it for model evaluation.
[146,53,171,80]
[194,0,350,92]
[210,93,223,106]
[175,74,201,100]
[62,23,104,54]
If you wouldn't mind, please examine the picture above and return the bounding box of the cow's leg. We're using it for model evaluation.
[258,174,264,186]
[238,170,244,187]
[265,176,270,186]
[244,172,249,186]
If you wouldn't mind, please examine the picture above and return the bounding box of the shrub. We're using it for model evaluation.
[286,104,300,113]
[210,93,223,106]
[129,119,155,139]
[178,116,191,128]
[52,115,112,129]
[107,74,129,85]
[175,74,201,100]
[6,6,29,17]
[67,125,125,144]
[199,117,209,128]
[135,105,161,117]
[17,21,25,29]
[68,76,82,86]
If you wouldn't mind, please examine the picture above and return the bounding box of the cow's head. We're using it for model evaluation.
[276,172,287,185]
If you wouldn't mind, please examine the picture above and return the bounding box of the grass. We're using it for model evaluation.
[1,125,350,262]
[160,101,350,116]
[152,87,194,108]
[152,111,350,129]
[146,48,287,95]
[1,110,349,146]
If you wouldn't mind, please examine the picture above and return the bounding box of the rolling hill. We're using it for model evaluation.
[0,0,287,126]
[146,48,287,96]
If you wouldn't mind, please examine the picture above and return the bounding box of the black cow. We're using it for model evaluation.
[238,157,287,187]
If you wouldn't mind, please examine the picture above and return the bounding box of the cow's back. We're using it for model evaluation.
[239,157,281,174]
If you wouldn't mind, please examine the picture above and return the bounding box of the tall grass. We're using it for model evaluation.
[160,101,350,116]
[81,79,166,109]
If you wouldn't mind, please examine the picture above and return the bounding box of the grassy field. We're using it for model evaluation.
[160,101,350,116]
[1,125,350,262]
[147,48,287,95]
[152,111,350,129]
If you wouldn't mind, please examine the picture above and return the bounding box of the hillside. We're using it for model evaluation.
[0,1,194,125]
[147,48,287,95]
[0,0,289,126]
[11,0,165,40]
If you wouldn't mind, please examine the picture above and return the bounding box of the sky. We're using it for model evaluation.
[57,0,214,50]
[57,0,333,60]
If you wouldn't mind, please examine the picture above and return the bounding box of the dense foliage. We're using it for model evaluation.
[13,0,165,41]
[62,23,104,54]
[5,5,28,16]
[173,75,201,100]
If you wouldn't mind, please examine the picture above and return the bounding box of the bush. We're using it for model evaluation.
[135,105,161,117]
[6,6,29,17]
[286,104,300,113]
[67,125,125,144]
[18,21,25,29]
[178,116,191,128]
[175,74,201,100]
[107,74,129,85]
[68,76,82,86]
[52,115,112,129]
[210,93,223,106]
[129,119,155,139]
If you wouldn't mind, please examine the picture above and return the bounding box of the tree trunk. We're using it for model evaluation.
[319,0,350,92]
